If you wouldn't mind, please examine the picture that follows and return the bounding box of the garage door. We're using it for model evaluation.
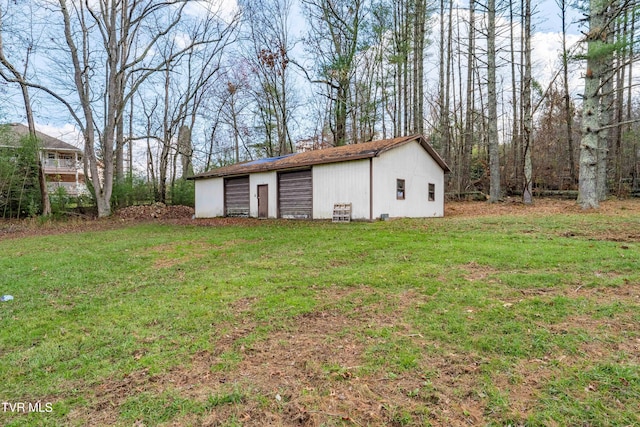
[278,170,312,219]
[224,176,249,217]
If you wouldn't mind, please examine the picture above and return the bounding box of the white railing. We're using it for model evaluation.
[48,182,88,196]
[43,159,79,169]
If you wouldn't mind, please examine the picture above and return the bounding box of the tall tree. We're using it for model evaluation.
[509,0,521,191]
[0,2,51,215]
[54,0,193,216]
[241,0,295,156]
[577,0,637,207]
[8,0,235,217]
[522,0,533,204]
[559,0,577,186]
[436,0,449,159]
[579,0,608,208]
[487,0,501,202]
[302,0,364,146]
[462,0,476,195]
[413,0,427,134]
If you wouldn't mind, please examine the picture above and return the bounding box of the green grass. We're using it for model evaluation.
[0,209,639,426]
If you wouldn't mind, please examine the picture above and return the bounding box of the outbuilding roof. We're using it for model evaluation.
[0,123,82,152]
[190,135,450,180]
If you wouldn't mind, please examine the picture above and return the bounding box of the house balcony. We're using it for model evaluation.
[42,159,81,173]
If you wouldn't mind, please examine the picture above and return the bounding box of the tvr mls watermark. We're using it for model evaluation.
[2,401,53,413]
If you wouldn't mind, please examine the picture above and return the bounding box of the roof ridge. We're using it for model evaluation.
[190,135,449,179]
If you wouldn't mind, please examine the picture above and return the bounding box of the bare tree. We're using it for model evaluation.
[0,2,50,215]
[241,0,295,155]
[522,0,533,204]
[462,0,476,195]
[487,0,501,202]
[6,1,237,217]
[302,0,364,146]
[559,0,577,186]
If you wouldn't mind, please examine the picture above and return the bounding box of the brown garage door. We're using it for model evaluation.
[224,176,250,217]
[278,170,312,219]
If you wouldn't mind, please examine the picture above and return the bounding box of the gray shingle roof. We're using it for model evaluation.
[0,123,82,152]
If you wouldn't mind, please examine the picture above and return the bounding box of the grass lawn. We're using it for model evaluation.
[0,201,639,426]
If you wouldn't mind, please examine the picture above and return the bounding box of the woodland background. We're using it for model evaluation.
[0,0,638,217]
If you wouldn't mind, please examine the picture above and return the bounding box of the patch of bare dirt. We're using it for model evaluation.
[65,281,640,426]
[0,217,125,240]
[446,198,640,242]
[445,197,640,218]
[68,287,490,426]
[0,204,197,240]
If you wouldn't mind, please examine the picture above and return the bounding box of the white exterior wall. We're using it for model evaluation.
[312,159,370,220]
[249,171,278,218]
[194,139,445,219]
[372,141,445,218]
[194,177,224,218]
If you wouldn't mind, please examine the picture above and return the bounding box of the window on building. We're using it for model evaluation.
[396,179,405,200]
[48,153,55,159]
[428,183,435,201]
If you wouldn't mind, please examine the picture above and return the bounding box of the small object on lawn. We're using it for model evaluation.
[1,295,14,302]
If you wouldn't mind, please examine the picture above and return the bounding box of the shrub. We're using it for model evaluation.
[111,176,155,209]
[170,179,194,207]
[0,133,42,218]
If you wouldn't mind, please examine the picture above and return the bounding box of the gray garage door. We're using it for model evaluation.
[224,176,250,217]
[278,170,312,219]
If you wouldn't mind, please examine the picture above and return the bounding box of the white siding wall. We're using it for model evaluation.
[249,172,278,218]
[373,141,445,218]
[195,140,445,219]
[195,178,224,218]
[312,159,370,220]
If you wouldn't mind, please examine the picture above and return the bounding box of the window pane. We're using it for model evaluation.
[397,179,405,200]
[428,183,435,201]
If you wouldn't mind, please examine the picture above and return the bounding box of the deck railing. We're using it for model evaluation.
[43,159,79,170]
[47,182,87,196]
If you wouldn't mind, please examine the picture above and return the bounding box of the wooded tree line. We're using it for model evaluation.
[0,0,638,217]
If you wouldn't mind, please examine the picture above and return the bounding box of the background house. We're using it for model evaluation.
[190,135,450,220]
[0,123,86,196]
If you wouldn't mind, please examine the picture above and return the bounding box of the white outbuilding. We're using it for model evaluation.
[189,135,450,220]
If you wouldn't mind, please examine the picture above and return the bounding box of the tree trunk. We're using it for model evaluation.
[335,84,348,145]
[560,0,577,185]
[178,125,193,178]
[415,0,425,134]
[462,0,475,195]
[437,0,446,152]
[597,2,616,201]
[487,0,501,202]
[159,67,171,204]
[579,0,606,209]
[115,117,125,183]
[0,7,51,215]
[510,0,520,190]
[613,10,626,195]
[522,0,533,204]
